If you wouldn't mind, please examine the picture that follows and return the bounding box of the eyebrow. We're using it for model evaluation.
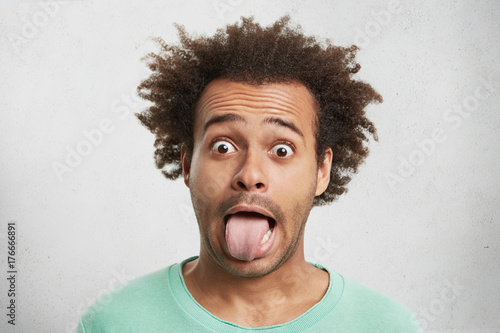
[264,117,304,137]
[203,113,304,138]
[203,113,244,133]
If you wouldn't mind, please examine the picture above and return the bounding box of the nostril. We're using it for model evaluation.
[236,181,265,190]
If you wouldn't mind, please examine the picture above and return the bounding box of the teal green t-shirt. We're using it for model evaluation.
[78,257,422,332]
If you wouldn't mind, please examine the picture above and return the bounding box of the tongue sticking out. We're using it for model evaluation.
[225,213,271,261]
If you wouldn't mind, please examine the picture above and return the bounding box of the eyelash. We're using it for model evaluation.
[270,140,295,156]
[210,137,237,153]
[209,138,296,156]
[273,140,295,150]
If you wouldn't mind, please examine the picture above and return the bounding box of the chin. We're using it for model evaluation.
[216,248,293,278]
[221,259,281,278]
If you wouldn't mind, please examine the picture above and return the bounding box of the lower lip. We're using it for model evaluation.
[252,224,278,260]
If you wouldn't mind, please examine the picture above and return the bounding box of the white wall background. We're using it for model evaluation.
[0,0,499,332]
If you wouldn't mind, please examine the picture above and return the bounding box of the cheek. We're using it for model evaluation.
[285,155,317,180]
[189,158,228,205]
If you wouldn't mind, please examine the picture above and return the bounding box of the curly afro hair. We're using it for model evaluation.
[136,16,382,206]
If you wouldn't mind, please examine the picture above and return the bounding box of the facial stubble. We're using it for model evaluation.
[190,182,317,278]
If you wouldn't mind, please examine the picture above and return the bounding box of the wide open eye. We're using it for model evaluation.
[211,140,236,154]
[270,143,294,157]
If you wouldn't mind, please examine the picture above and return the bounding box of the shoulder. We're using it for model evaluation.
[309,265,422,333]
[78,264,181,332]
[336,275,422,332]
[341,276,410,311]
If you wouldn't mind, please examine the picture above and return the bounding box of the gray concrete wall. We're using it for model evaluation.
[0,0,499,332]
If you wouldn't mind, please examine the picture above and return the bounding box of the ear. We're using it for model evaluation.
[181,145,191,188]
[315,148,333,196]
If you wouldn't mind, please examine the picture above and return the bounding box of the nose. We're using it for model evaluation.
[231,148,268,192]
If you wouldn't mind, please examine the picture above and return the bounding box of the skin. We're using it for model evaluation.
[181,78,333,327]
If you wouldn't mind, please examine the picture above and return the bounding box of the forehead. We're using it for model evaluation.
[193,79,318,134]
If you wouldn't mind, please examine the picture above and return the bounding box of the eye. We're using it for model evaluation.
[211,140,236,154]
[270,143,294,157]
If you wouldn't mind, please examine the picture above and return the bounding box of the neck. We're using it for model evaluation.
[182,248,329,327]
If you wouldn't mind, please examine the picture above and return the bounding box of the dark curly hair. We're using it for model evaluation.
[136,16,382,206]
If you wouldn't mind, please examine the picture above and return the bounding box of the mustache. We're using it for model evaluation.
[217,193,284,222]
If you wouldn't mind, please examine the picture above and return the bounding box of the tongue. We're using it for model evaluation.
[225,214,270,261]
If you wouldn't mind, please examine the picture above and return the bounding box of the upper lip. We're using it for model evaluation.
[224,205,275,223]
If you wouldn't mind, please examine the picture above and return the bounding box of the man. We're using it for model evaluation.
[78,16,422,332]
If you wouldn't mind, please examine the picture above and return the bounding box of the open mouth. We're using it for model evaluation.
[224,212,276,230]
[224,211,276,261]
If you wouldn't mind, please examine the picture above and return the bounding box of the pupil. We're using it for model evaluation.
[218,144,228,153]
[277,147,287,156]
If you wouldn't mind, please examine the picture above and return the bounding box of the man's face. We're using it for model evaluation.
[181,78,332,277]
